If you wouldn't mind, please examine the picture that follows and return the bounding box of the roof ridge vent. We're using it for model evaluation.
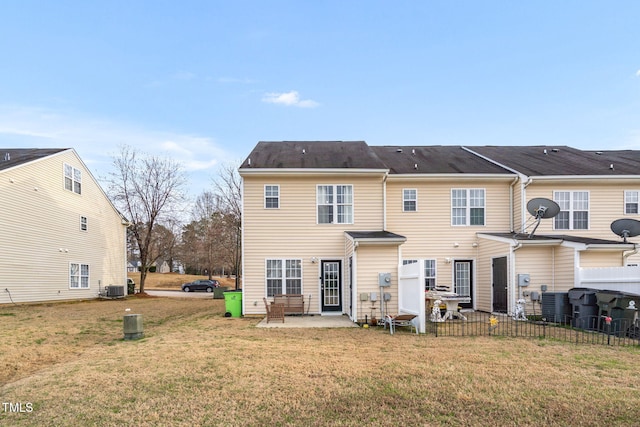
[396,148,403,153]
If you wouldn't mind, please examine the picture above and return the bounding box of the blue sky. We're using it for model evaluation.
[2,1,640,197]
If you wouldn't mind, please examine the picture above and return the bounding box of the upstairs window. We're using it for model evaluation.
[554,191,589,230]
[80,216,88,231]
[64,163,82,194]
[317,185,353,224]
[625,191,639,214]
[451,188,485,226]
[265,185,280,209]
[403,189,417,212]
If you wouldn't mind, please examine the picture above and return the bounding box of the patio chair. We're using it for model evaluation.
[264,298,285,323]
[384,314,418,335]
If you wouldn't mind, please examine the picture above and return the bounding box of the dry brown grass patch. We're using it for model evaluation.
[1,298,639,425]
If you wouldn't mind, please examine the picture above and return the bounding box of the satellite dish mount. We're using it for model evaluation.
[526,198,561,239]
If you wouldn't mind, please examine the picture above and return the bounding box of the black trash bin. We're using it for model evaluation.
[596,290,640,336]
[568,288,599,330]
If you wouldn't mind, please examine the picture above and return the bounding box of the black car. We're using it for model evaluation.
[181,280,219,292]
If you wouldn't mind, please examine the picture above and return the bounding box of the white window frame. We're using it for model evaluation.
[403,188,417,212]
[64,163,82,195]
[264,185,280,209]
[424,259,437,291]
[265,258,302,297]
[553,191,589,230]
[69,263,90,289]
[80,216,88,232]
[316,184,353,224]
[451,188,485,226]
[625,190,639,215]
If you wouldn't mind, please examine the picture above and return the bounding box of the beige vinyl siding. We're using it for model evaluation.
[242,173,385,315]
[476,237,511,312]
[353,244,399,323]
[553,245,576,291]
[386,178,511,288]
[513,181,524,232]
[0,150,126,304]
[514,246,556,297]
[580,251,624,268]
[524,182,639,239]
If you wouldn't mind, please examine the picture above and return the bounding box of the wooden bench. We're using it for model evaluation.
[273,294,305,315]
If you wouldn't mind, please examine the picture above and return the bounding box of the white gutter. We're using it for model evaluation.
[238,168,389,176]
[385,173,514,181]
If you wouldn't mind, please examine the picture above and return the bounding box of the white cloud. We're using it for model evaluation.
[262,91,319,108]
[172,71,196,80]
[636,69,640,77]
[0,104,231,195]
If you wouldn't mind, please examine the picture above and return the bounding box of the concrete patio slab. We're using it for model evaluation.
[256,314,359,328]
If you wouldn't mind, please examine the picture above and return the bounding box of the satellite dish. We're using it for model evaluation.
[610,219,640,243]
[527,198,561,219]
[526,198,561,238]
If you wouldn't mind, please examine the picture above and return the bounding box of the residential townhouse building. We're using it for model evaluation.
[239,141,640,328]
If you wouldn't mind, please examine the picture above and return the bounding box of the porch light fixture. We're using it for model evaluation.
[453,242,459,248]
[310,257,317,264]
[472,242,478,248]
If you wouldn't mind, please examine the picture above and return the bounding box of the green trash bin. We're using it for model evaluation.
[224,290,243,318]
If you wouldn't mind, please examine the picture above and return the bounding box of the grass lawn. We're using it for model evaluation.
[1,295,639,426]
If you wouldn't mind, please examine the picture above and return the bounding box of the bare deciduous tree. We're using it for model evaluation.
[211,163,242,288]
[108,145,187,293]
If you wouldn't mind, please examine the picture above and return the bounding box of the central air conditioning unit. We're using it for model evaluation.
[541,292,571,323]
[106,286,125,298]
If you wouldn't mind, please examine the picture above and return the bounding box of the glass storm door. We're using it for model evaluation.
[454,260,473,309]
[321,260,342,312]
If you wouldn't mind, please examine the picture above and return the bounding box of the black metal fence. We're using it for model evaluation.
[427,312,640,347]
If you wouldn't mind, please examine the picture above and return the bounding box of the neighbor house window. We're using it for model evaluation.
[80,216,88,231]
[317,185,353,224]
[554,191,589,230]
[451,189,485,226]
[266,259,302,296]
[64,163,82,194]
[265,185,280,209]
[403,189,417,212]
[70,263,89,289]
[625,191,639,214]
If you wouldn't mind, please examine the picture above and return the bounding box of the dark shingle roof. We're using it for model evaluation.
[0,148,68,171]
[467,146,639,176]
[345,231,407,240]
[371,146,513,174]
[240,141,387,169]
[482,232,633,246]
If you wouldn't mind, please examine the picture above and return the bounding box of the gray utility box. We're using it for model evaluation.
[568,288,599,330]
[541,292,571,323]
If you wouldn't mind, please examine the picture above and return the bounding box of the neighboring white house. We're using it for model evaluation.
[0,148,129,304]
